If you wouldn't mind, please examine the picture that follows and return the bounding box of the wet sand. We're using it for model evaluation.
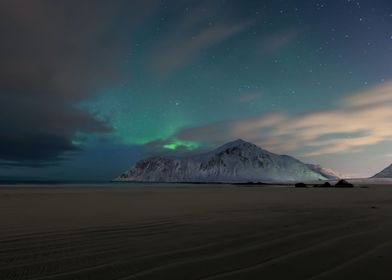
[0,184,392,279]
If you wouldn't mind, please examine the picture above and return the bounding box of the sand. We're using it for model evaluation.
[0,183,392,279]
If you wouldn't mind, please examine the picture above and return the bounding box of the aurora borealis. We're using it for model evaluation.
[1,0,392,180]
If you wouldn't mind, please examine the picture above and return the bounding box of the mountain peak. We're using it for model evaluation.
[214,139,257,152]
[232,138,249,144]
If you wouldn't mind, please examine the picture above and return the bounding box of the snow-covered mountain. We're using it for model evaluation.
[372,164,392,178]
[115,139,328,183]
[306,164,344,180]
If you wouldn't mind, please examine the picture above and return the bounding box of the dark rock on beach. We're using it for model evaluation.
[335,179,354,188]
[314,182,332,188]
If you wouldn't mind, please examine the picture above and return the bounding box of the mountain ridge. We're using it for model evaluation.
[306,164,343,180]
[115,139,328,183]
[372,164,392,178]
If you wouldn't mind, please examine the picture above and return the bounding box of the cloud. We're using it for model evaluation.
[162,82,392,157]
[147,1,254,77]
[0,0,158,166]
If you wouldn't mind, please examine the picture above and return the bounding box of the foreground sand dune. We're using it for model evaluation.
[0,184,391,279]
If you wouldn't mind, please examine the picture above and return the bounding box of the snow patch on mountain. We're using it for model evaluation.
[306,164,344,180]
[372,164,392,178]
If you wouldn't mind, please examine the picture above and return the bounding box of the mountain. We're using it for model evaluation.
[372,164,392,178]
[115,139,327,183]
[306,164,343,180]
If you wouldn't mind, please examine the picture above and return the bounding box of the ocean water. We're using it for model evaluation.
[0,180,233,188]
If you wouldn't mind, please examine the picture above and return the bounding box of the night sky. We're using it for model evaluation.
[1,0,392,181]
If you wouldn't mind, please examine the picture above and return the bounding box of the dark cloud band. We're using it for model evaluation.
[0,0,157,166]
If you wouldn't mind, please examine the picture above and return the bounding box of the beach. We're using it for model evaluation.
[0,184,391,279]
